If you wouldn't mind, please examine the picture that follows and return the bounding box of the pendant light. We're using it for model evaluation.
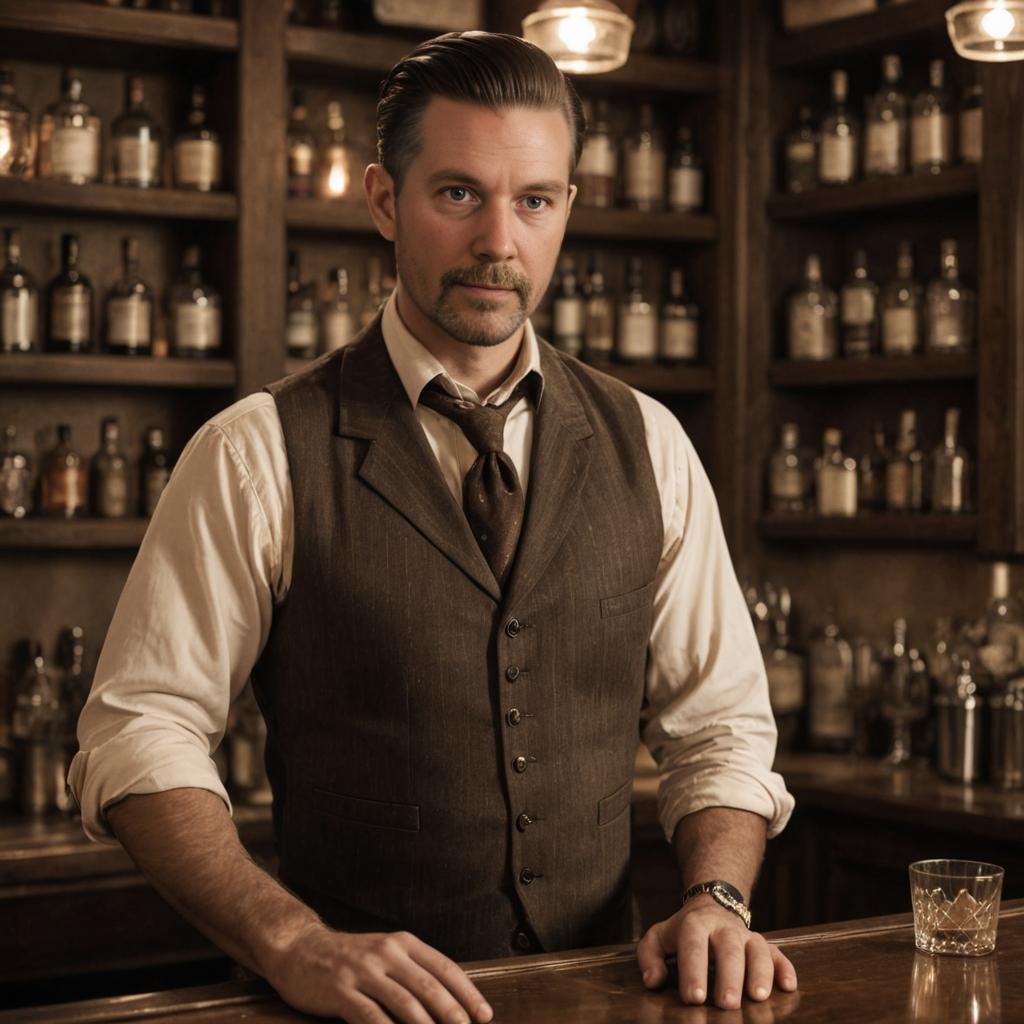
[947,0,1024,61]
[522,0,635,75]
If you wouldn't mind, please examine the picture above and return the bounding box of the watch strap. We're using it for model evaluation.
[682,880,752,929]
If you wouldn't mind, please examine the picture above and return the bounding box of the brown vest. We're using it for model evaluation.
[255,318,663,962]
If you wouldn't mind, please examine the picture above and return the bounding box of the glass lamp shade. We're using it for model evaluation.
[522,0,634,75]
[947,0,1024,61]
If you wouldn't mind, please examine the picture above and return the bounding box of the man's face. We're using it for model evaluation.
[390,96,575,349]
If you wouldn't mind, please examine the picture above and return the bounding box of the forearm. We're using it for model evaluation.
[670,806,767,899]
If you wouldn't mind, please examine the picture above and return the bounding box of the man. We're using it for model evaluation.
[70,31,796,1024]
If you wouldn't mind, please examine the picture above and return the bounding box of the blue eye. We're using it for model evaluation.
[524,196,549,210]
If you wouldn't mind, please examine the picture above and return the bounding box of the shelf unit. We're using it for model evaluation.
[0,519,150,550]
[768,353,977,388]
[0,354,235,389]
[758,512,978,546]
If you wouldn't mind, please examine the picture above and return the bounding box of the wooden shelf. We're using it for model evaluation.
[0,518,150,550]
[767,165,978,221]
[758,512,977,545]
[601,362,713,395]
[285,197,377,233]
[0,354,236,389]
[769,352,978,388]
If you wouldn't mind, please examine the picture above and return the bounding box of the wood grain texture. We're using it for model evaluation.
[0,519,151,550]
[0,354,236,389]
[758,512,977,545]
[768,353,978,388]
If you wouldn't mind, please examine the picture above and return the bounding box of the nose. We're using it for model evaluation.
[472,200,517,264]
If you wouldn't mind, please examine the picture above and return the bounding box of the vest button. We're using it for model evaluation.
[507,708,522,726]
[505,665,520,682]
[513,929,533,951]
[519,868,535,885]
[516,812,532,831]
[505,618,521,638]
[512,755,528,773]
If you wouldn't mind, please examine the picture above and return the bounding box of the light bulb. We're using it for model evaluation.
[557,8,598,53]
[327,161,349,197]
[982,3,1015,38]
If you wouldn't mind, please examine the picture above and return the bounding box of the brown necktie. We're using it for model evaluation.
[419,378,529,587]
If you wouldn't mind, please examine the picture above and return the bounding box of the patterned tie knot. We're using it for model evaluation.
[419,379,527,455]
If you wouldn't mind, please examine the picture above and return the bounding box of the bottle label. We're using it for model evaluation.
[882,307,918,354]
[810,663,853,740]
[767,659,805,715]
[911,113,952,166]
[960,108,982,164]
[108,296,152,349]
[617,310,658,360]
[624,147,665,204]
[669,166,703,211]
[817,465,857,516]
[576,135,616,177]
[44,466,87,516]
[786,140,815,164]
[932,460,965,513]
[2,289,37,350]
[51,126,99,180]
[841,286,875,326]
[174,139,221,189]
[287,310,318,354]
[865,120,902,175]
[97,473,129,518]
[789,305,833,360]
[772,464,805,501]
[143,467,170,516]
[322,309,355,352]
[115,136,160,185]
[930,313,962,351]
[290,142,315,177]
[1,463,31,517]
[51,289,90,343]
[660,317,698,360]
[174,303,221,352]
[819,134,856,183]
[886,461,911,509]
[554,298,584,338]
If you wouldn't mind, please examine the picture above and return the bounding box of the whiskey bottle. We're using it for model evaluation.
[616,257,657,363]
[41,424,87,517]
[864,54,907,178]
[623,102,665,212]
[819,69,858,186]
[767,422,811,513]
[287,89,317,199]
[911,59,952,175]
[173,85,222,191]
[784,105,818,194]
[54,625,90,814]
[285,249,318,359]
[661,0,701,56]
[840,248,878,358]
[170,244,221,357]
[788,253,837,361]
[112,76,162,188]
[317,100,353,200]
[857,422,887,511]
[1,227,39,353]
[885,409,925,513]
[816,427,857,517]
[139,426,170,516]
[808,610,855,752]
[552,256,584,358]
[0,424,32,518]
[91,416,130,519]
[925,239,974,353]
[12,645,61,816]
[38,69,101,185]
[47,233,93,353]
[582,254,613,366]
[959,83,983,165]
[322,267,355,352]
[106,237,154,355]
[765,587,806,752]
[659,266,699,364]
[575,98,617,209]
[0,67,34,178]
[983,562,1024,683]
[880,240,921,355]
[931,407,970,514]
[667,125,704,213]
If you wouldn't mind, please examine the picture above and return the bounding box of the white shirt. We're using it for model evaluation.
[69,293,794,849]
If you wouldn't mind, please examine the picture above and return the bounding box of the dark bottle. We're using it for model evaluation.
[661,0,701,56]
[1,227,39,353]
[41,424,87,517]
[631,0,660,53]
[582,253,613,367]
[47,233,93,353]
[287,89,316,199]
[1,424,32,518]
[91,416,130,519]
[286,249,318,359]
[172,84,222,192]
[140,426,171,516]
[54,625,90,814]
[552,256,584,358]
[575,98,617,210]
[106,236,154,355]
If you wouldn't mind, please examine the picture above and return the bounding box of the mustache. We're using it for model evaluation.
[440,265,530,300]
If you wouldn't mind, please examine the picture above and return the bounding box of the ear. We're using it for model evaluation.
[565,182,578,220]
[364,163,397,242]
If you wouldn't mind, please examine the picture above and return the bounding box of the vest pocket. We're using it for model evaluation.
[312,787,421,832]
[600,579,656,619]
[597,777,633,828]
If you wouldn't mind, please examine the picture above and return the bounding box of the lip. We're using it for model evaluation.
[457,284,514,296]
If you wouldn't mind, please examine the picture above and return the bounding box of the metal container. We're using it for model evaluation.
[936,691,986,784]
[988,678,1024,790]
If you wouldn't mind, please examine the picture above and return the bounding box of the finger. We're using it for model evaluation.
[361,975,436,1024]
[772,944,799,992]
[709,928,747,1010]
[635,922,670,988]
[408,938,494,1022]
[744,933,775,1002]
[389,959,480,1024]
[675,920,711,1005]
[339,989,403,1024]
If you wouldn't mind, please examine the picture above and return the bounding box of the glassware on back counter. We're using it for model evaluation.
[880,618,930,765]
[0,67,35,178]
[1,424,32,518]
[808,609,855,752]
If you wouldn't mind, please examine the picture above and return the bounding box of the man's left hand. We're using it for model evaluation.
[635,895,798,1010]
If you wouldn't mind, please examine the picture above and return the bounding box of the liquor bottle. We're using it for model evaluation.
[11,645,61,816]
[983,562,1024,683]
[630,0,660,53]
[788,253,837,361]
[659,266,699,364]
[41,424,88,517]
[623,102,665,212]
[112,76,162,188]
[37,69,101,185]
[1,227,39,353]
[911,59,952,175]
[47,233,93,354]
[287,89,317,199]
[840,248,878,358]
[661,0,701,56]
[931,407,970,514]
[880,240,921,356]
[818,69,858,186]
[885,409,924,513]
[667,125,703,212]
[317,100,354,200]
[816,427,857,517]
[322,267,355,352]
[857,422,887,511]
[764,586,806,752]
[54,625,90,814]
[106,237,154,355]
[552,256,584,358]
[360,255,385,328]
[925,239,974,353]
[863,54,907,178]
[319,0,345,28]
[784,105,818,194]
[582,254,613,366]
[767,422,811,513]
[959,83,983,166]
[0,67,34,178]
[616,257,657,363]
[91,417,130,519]
[808,610,855,752]
[286,249,318,359]
[139,426,171,516]
[0,424,31,518]
[169,244,221,357]
[173,84,222,192]
[575,98,616,209]
[880,618,929,764]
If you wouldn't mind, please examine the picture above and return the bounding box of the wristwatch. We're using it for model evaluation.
[682,880,752,929]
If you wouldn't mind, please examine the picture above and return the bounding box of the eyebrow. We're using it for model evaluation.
[426,169,568,195]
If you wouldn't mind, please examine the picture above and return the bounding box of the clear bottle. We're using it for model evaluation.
[170,244,221,357]
[659,266,699,364]
[667,125,704,212]
[112,76,162,188]
[106,236,154,356]
[930,407,970,514]
[12,645,61,817]
[765,586,806,752]
[286,249,318,359]
[41,424,87,517]
[816,427,858,517]
[959,83,983,166]
[37,68,101,185]
[857,421,887,512]
[575,98,617,209]
[840,248,879,358]
[616,257,658,364]
[582,253,614,367]
[808,610,855,752]
[0,67,35,178]
[819,69,859,186]
[287,89,317,199]
[0,424,32,518]
[885,409,925,513]
[767,422,811,513]
[784,105,818,194]
[1,227,39,353]
[317,100,354,200]
[864,54,908,178]
[139,425,171,517]
[881,240,921,356]
[880,618,929,764]
[91,416,130,519]
[911,59,953,174]
[982,563,1024,683]
[788,253,838,361]
[552,256,585,358]
[173,84,222,192]
[623,102,665,212]
[47,233,93,354]
[322,267,355,352]
[925,239,974,353]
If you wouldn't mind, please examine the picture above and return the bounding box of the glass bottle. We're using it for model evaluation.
[983,562,1024,684]
[41,424,87,517]
[667,125,704,213]
[623,102,665,212]
[360,255,385,328]
[661,0,701,56]
[931,407,970,514]
[816,427,858,517]
[285,249,318,359]
[659,266,699,364]
[1,227,39,353]
[925,239,974,353]
[173,84,222,192]
[170,244,221,357]
[317,100,354,200]
[91,416,130,519]
[885,409,925,513]
[54,625,90,814]
[552,256,585,358]
[322,267,355,352]
[840,248,878,358]
[857,421,887,512]
[12,645,61,817]
[911,59,952,175]
[0,67,35,178]
[788,253,837,361]
[47,233,93,354]
[37,68,101,185]
[808,610,855,752]
[287,89,317,199]
[864,54,908,178]
[582,253,614,367]
[616,257,657,364]
[959,83,983,166]
[767,422,811,513]
[881,240,921,356]
[880,618,929,764]
[575,98,617,209]
[765,586,806,752]
[819,69,858,186]
[139,425,171,517]
[112,76,162,188]
[106,236,154,356]
[1,424,32,518]
[784,105,818,194]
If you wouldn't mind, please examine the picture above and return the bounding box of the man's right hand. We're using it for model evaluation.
[267,923,495,1024]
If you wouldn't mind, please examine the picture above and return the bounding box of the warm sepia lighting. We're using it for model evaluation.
[558,9,599,53]
[326,161,349,197]
[522,0,634,75]
[982,4,1016,37]
[947,0,1024,61]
